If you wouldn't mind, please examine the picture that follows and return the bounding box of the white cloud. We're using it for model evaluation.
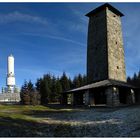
[70,8,87,23]
[22,32,86,47]
[60,6,88,33]
[46,34,86,47]
[67,20,87,33]
[0,11,48,26]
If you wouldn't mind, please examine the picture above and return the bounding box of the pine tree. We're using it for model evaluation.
[127,71,140,87]
[50,75,57,102]
[55,77,62,102]
[133,73,138,86]
[20,80,30,105]
[137,70,140,87]
[82,74,87,85]
[40,79,48,104]
[78,74,83,86]
[73,76,80,88]
[20,80,41,105]
[28,80,34,92]
[127,76,131,84]
[38,74,52,104]
[35,78,42,92]
[60,72,70,92]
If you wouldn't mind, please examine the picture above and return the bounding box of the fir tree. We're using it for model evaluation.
[28,80,34,92]
[50,75,57,102]
[35,78,42,92]
[60,72,70,92]
[20,80,30,105]
[55,77,62,102]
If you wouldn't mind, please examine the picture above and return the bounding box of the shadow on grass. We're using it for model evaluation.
[0,116,76,137]
[0,115,123,137]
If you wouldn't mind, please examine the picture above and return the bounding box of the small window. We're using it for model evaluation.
[116,41,117,44]
[117,66,119,69]
[113,15,116,17]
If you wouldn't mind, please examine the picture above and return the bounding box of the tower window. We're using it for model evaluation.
[117,66,119,69]
[116,41,117,44]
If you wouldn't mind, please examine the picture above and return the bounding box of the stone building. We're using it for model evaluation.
[62,3,137,107]
[0,92,20,103]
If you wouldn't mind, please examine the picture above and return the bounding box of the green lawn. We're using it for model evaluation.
[0,104,77,123]
[0,105,51,121]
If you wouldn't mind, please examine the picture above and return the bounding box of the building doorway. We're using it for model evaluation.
[119,88,128,104]
[90,88,107,105]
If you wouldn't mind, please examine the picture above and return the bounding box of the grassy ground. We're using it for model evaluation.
[0,104,140,137]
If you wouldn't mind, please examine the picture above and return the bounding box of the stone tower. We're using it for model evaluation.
[86,3,126,84]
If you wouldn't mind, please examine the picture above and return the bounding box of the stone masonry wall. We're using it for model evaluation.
[87,10,108,83]
[87,7,126,83]
[106,8,126,82]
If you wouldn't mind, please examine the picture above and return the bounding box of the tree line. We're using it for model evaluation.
[20,70,140,105]
[127,70,140,87]
[20,72,87,105]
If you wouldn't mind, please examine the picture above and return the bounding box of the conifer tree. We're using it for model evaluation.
[20,80,30,105]
[28,80,34,92]
[127,71,140,87]
[50,75,57,102]
[55,77,62,102]
[127,76,131,84]
[78,74,83,86]
[21,80,40,105]
[82,74,87,85]
[60,72,70,92]
[73,76,80,88]
[35,78,42,92]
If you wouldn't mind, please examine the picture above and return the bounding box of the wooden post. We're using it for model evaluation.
[84,90,90,106]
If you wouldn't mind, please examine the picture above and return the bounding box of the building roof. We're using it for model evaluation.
[86,3,124,17]
[66,79,135,93]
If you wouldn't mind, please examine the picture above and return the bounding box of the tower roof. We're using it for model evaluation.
[9,54,14,57]
[86,3,124,17]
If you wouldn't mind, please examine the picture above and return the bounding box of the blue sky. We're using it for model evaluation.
[0,2,139,89]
